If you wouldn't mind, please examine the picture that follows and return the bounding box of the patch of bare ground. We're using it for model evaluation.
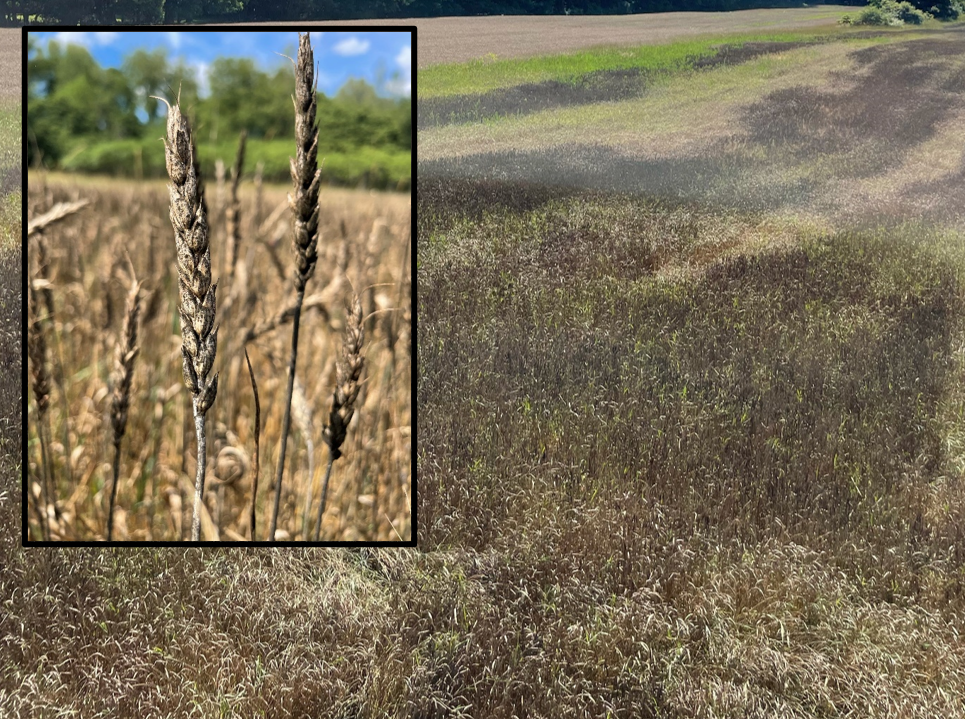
[422,31,965,229]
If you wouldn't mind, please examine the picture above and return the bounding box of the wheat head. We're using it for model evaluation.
[110,279,141,446]
[323,295,365,461]
[289,32,320,293]
[158,98,219,416]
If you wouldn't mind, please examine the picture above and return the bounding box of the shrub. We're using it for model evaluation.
[855,0,933,24]
[855,6,895,23]
[896,1,931,22]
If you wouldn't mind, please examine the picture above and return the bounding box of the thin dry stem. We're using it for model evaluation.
[241,289,334,347]
[292,377,316,539]
[28,281,52,541]
[245,349,261,540]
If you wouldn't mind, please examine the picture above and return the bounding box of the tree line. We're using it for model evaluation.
[7,0,959,28]
[27,36,411,188]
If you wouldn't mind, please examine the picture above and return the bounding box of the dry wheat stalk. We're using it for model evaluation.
[155,96,219,542]
[314,295,365,541]
[244,349,261,540]
[27,199,90,238]
[269,32,322,541]
[108,276,141,542]
[225,129,247,279]
[28,280,52,541]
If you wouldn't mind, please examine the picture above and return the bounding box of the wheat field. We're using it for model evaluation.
[26,169,411,542]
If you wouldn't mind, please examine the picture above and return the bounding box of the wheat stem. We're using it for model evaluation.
[27,199,89,237]
[245,348,261,540]
[269,32,321,541]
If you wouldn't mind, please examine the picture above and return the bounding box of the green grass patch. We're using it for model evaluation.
[420,27,901,98]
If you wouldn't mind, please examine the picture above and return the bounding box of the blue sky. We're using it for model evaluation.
[29,31,412,98]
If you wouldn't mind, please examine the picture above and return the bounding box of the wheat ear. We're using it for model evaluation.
[269,32,321,541]
[155,96,219,542]
[314,295,365,541]
[108,274,141,541]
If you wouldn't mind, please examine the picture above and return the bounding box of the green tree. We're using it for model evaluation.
[122,48,169,121]
[200,58,291,142]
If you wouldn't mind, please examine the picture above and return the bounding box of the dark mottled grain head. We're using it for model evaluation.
[288,32,321,294]
[156,96,219,415]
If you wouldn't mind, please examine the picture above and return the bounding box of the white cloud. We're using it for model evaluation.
[53,31,119,47]
[333,36,370,56]
[310,32,324,44]
[193,61,210,98]
[396,45,411,72]
[388,45,411,97]
[165,32,182,50]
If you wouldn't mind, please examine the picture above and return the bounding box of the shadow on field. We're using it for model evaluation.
[1,166,19,196]
[421,143,817,214]
[421,31,965,227]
